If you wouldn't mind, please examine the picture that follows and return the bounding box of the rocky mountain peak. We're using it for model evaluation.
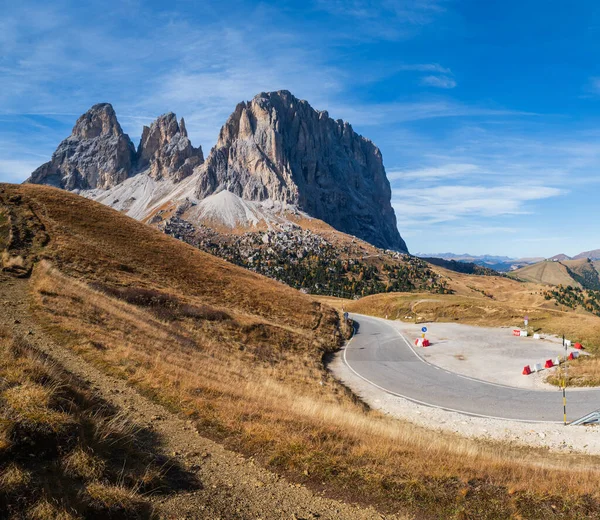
[27,103,136,190]
[197,90,407,251]
[137,113,204,182]
[72,103,124,139]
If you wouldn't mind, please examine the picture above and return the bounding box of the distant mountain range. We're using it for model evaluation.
[415,253,543,272]
[419,250,600,273]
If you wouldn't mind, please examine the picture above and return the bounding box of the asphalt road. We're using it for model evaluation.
[345,313,600,423]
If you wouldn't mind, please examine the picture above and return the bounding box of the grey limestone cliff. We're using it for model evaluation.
[196,90,407,251]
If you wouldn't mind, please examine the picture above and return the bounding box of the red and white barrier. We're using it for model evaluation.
[414,338,430,347]
[574,342,583,350]
[523,353,579,375]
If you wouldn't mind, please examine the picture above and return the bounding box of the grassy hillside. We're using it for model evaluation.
[4,184,600,518]
[511,258,600,290]
[510,260,580,286]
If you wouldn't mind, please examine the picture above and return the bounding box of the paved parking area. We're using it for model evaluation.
[389,321,583,390]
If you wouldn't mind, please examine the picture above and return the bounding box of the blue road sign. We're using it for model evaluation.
[421,327,427,333]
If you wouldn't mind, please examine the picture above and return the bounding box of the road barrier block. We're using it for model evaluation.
[422,339,430,347]
[522,365,532,375]
[574,342,583,350]
[520,330,528,337]
[513,329,521,336]
[533,333,541,339]
[565,340,572,347]
[572,351,580,359]
[554,356,562,366]
[533,363,543,372]
[545,359,554,369]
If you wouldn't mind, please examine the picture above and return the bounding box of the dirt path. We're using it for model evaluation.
[0,273,400,520]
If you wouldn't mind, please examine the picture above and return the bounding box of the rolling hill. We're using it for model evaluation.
[511,258,600,290]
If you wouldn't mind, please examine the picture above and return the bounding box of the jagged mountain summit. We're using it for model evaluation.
[28,103,137,190]
[26,91,407,252]
[29,104,204,191]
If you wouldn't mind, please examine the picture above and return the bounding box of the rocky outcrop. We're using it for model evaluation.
[196,91,407,251]
[28,105,204,189]
[137,113,204,182]
[28,104,136,190]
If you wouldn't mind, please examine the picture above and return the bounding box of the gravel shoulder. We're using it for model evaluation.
[0,273,400,520]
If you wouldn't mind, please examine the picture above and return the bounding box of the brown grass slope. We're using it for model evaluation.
[510,260,580,287]
[5,183,600,518]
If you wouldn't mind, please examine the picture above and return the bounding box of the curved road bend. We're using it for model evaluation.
[345,313,600,423]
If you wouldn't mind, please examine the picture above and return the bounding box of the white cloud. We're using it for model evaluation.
[388,163,479,180]
[326,100,534,127]
[397,63,451,74]
[392,184,563,226]
[420,75,457,89]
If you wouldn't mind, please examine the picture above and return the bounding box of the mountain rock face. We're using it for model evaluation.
[196,91,406,251]
[27,92,407,252]
[137,113,204,182]
[28,103,137,190]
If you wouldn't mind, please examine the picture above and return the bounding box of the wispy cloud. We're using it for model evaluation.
[312,0,448,40]
[420,75,457,89]
[327,100,535,126]
[388,163,478,181]
[393,184,563,227]
[0,159,42,182]
[397,63,451,74]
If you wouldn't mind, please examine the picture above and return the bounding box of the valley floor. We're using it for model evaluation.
[0,273,401,519]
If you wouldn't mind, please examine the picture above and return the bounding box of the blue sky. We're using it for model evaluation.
[2,0,600,257]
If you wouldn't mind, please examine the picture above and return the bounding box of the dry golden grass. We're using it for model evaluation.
[6,183,600,517]
[84,482,145,514]
[62,447,106,480]
[2,382,72,431]
[0,464,32,493]
[26,499,80,520]
[0,319,196,518]
[511,260,579,286]
[548,356,600,387]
